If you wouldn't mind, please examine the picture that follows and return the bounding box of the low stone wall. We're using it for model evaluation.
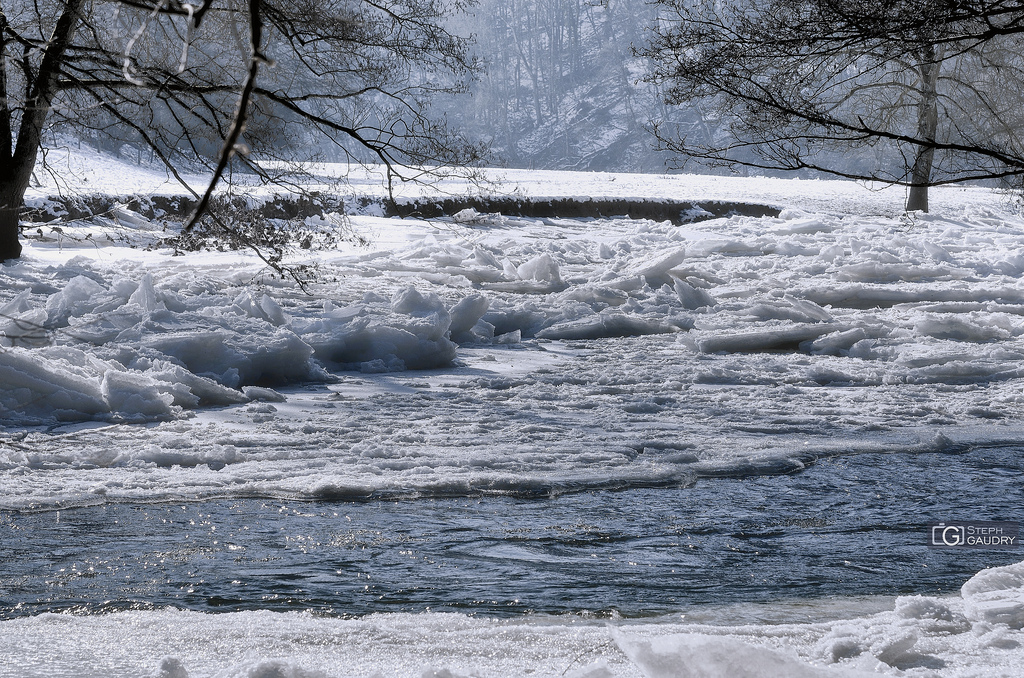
[21,193,780,226]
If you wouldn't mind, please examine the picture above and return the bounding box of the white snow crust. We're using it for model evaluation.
[2,571,1024,677]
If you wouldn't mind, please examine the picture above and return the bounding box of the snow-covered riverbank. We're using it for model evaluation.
[2,148,1023,676]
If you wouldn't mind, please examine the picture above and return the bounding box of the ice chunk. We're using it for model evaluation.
[231,291,288,326]
[308,289,459,370]
[836,261,955,283]
[846,339,881,360]
[242,386,287,403]
[58,274,105,303]
[537,312,676,340]
[914,315,1009,342]
[674,279,715,310]
[0,289,32,319]
[472,247,501,269]
[482,307,548,338]
[813,622,921,669]
[558,285,629,309]
[143,326,320,387]
[0,347,106,420]
[391,287,453,343]
[893,595,970,633]
[127,273,162,312]
[342,325,457,370]
[111,204,157,231]
[0,342,252,424]
[867,630,919,667]
[746,297,832,323]
[0,293,48,347]
[494,329,521,344]
[626,246,687,288]
[321,300,363,323]
[687,239,762,257]
[614,630,874,678]
[806,328,869,355]
[452,207,482,223]
[101,369,176,419]
[961,560,1024,629]
[312,317,457,371]
[392,287,450,328]
[771,213,834,234]
[449,294,491,339]
[699,325,835,354]
[145,360,249,408]
[260,295,288,326]
[922,241,952,261]
[516,253,562,285]
[45,274,106,323]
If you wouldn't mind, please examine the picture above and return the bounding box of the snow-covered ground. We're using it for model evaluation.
[2,146,1024,676]
[2,562,1024,678]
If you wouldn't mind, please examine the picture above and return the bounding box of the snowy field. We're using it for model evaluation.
[2,147,1024,676]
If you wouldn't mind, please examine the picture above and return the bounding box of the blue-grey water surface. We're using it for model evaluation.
[1,445,1022,620]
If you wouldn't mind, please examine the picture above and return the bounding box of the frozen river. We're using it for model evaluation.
[2,157,1024,676]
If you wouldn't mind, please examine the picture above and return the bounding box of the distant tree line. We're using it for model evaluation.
[442,0,1024,213]
[443,0,682,172]
[643,0,1024,211]
[6,0,1024,265]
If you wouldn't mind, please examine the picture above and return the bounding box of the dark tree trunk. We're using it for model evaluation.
[0,202,22,262]
[0,0,84,262]
[0,8,16,262]
[906,45,941,213]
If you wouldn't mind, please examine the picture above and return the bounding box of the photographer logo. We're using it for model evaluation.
[928,521,1019,549]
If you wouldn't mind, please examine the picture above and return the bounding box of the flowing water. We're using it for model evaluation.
[4,444,1021,622]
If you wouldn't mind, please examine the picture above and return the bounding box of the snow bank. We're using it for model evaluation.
[613,630,875,678]
[4,565,1024,678]
[600,565,1024,678]
[961,560,1024,629]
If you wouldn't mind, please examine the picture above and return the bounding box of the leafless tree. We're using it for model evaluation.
[0,0,481,262]
[643,0,1024,212]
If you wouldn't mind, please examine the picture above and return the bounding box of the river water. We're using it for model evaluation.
[3,444,1020,622]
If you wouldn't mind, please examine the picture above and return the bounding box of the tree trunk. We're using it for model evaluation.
[0,8,16,262]
[0,202,22,262]
[0,0,84,262]
[906,45,941,213]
